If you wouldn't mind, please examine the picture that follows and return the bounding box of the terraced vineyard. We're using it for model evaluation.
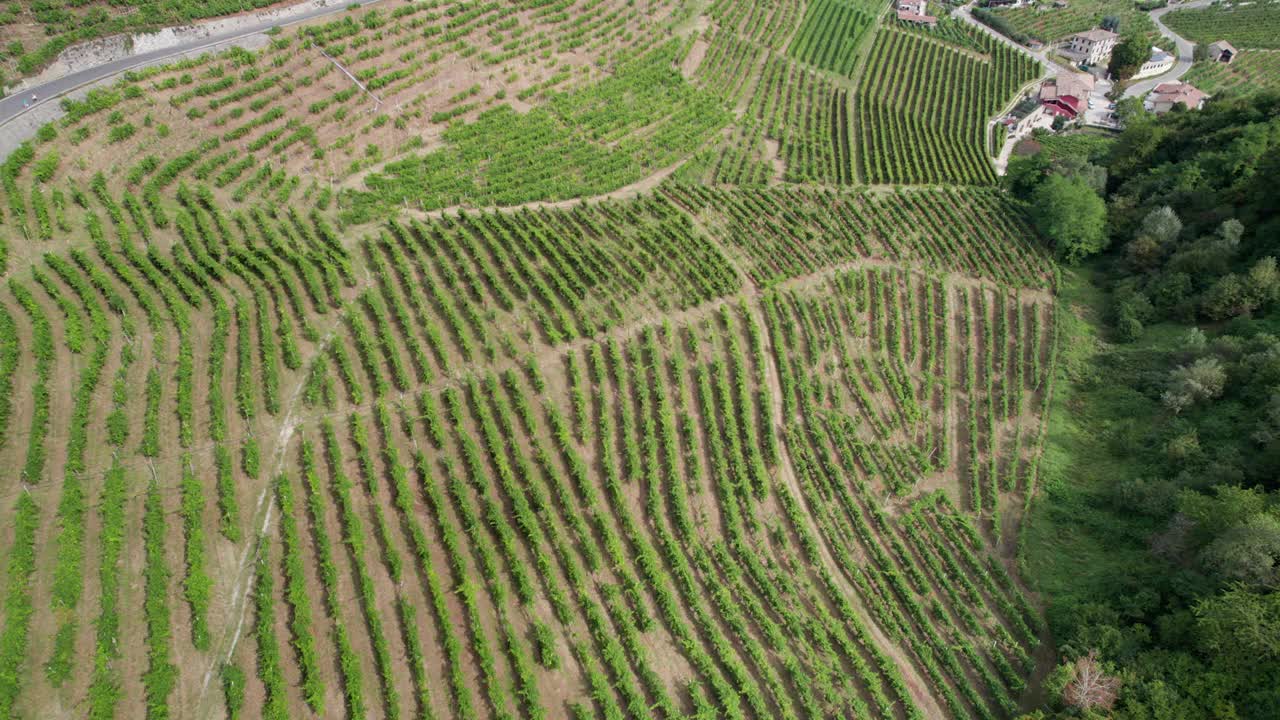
[856,26,1039,185]
[1183,49,1280,97]
[1172,3,1280,98]
[786,0,878,76]
[0,0,1061,718]
[984,0,1160,46]
[1164,2,1280,49]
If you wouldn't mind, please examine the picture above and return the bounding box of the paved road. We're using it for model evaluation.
[951,1,1061,76]
[1123,0,1213,99]
[0,0,385,128]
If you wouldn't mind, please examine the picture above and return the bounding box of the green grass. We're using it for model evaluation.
[1019,268,1179,615]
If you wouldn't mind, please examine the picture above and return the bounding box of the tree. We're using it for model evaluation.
[1162,356,1226,413]
[1101,15,1121,32]
[1195,585,1280,661]
[1031,174,1107,262]
[1202,258,1280,319]
[1246,257,1280,308]
[1052,155,1107,194]
[1004,151,1050,199]
[1141,205,1182,245]
[1061,651,1122,712]
[1198,514,1280,589]
[1218,219,1245,248]
[1109,35,1149,79]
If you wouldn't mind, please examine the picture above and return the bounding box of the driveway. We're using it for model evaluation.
[1122,0,1214,98]
[0,0,386,129]
[1083,75,1120,128]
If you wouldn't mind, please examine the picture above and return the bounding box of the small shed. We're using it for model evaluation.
[1208,40,1237,64]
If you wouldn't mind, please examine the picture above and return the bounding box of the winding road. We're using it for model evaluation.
[1122,0,1213,99]
[0,0,385,129]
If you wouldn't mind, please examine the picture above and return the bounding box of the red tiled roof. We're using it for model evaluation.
[1153,82,1208,109]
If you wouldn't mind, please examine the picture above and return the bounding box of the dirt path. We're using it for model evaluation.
[193,322,337,720]
[739,290,949,720]
[688,208,952,718]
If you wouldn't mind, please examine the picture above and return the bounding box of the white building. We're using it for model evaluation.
[1063,28,1119,66]
[1132,47,1175,79]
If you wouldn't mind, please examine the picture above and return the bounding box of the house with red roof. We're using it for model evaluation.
[1150,82,1208,113]
[1038,72,1095,120]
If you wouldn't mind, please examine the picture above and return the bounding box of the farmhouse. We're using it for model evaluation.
[1038,71,1095,120]
[1062,28,1119,66]
[1208,40,1237,63]
[897,0,938,26]
[1150,81,1208,113]
[1132,46,1176,79]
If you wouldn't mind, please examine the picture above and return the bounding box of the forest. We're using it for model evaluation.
[1010,93,1280,718]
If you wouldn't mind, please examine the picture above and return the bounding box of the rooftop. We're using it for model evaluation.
[1153,81,1208,109]
[1054,71,1095,100]
[1074,28,1119,43]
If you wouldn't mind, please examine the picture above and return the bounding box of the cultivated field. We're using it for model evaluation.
[1164,1,1280,49]
[0,0,1059,718]
[986,0,1158,45]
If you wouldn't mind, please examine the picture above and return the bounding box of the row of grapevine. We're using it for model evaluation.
[786,0,875,76]
[856,27,1038,185]
[662,184,1053,287]
[748,54,854,185]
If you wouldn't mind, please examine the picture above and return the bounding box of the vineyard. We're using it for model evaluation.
[1183,48,1280,97]
[0,0,1064,718]
[984,0,1160,46]
[1163,2,1280,49]
[856,26,1039,185]
[786,0,878,76]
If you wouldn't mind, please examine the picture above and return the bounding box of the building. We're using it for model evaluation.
[1132,46,1175,79]
[1001,96,1048,137]
[1150,82,1208,113]
[896,0,938,26]
[1208,40,1237,64]
[1063,28,1119,66]
[1039,71,1095,120]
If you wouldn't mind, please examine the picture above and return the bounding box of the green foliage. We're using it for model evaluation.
[87,462,127,720]
[0,494,40,717]
[179,460,212,650]
[1031,174,1107,262]
[32,152,60,183]
[142,483,176,720]
[1108,35,1150,80]
[221,663,246,720]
